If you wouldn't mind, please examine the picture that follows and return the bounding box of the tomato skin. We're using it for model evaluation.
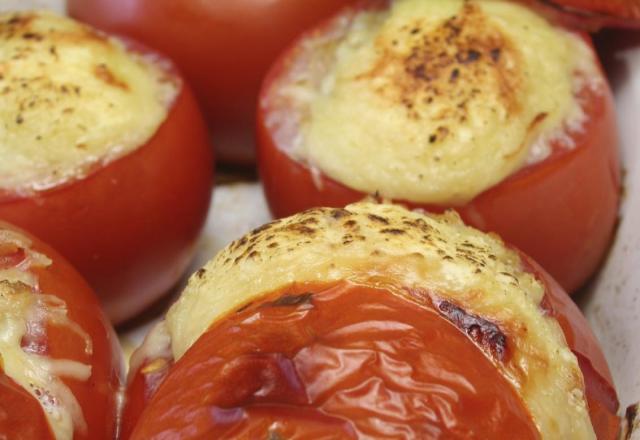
[0,73,214,324]
[127,282,540,439]
[68,0,358,165]
[528,0,640,29]
[518,251,619,439]
[120,356,172,440]
[123,262,619,439]
[0,220,123,440]
[0,374,55,440]
[257,18,620,294]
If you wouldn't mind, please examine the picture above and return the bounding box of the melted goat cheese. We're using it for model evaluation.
[264,0,602,204]
[0,11,178,195]
[0,229,92,440]
[166,201,596,439]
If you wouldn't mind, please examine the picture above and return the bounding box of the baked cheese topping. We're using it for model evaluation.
[0,11,179,195]
[263,0,602,204]
[167,201,595,438]
[0,228,92,440]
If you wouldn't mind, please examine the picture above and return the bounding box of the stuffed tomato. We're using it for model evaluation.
[121,201,619,439]
[257,0,620,293]
[0,221,122,439]
[0,11,214,323]
[67,0,359,165]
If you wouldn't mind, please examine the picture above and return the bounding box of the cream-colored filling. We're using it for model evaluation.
[0,11,179,194]
[166,201,595,438]
[0,228,92,440]
[263,0,602,204]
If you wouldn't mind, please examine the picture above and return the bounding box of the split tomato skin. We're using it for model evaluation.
[0,220,123,440]
[68,0,358,165]
[257,22,620,294]
[0,79,214,324]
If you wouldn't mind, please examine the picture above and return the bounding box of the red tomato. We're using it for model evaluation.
[68,0,358,165]
[0,374,55,440]
[127,282,540,439]
[519,252,620,440]
[123,276,618,438]
[528,0,640,29]
[0,48,214,324]
[0,220,122,439]
[257,5,620,294]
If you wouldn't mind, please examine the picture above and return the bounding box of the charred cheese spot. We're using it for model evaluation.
[0,11,179,195]
[167,201,596,438]
[264,0,603,204]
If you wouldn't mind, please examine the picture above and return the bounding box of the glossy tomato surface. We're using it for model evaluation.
[124,273,619,439]
[0,221,122,439]
[257,14,620,294]
[68,0,358,165]
[127,282,540,439]
[0,66,214,324]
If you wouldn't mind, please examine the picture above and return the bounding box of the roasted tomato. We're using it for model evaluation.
[529,0,640,29]
[257,0,620,294]
[67,0,358,165]
[0,220,122,439]
[123,202,619,439]
[0,11,214,324]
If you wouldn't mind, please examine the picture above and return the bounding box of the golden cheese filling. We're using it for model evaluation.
[264,0,602,204]
[166,201,596,438]
[0,11,179,195]
[0,229,92,440]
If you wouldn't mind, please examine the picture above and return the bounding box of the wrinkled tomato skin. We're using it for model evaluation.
[257,24,620,295]
[68,0,358,165]
[0,79,214,324]
[127,282,540,439]
[0,221,123,440]
[124,272,619,438]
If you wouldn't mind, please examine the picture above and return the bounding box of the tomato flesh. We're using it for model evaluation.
[130,282,539,439]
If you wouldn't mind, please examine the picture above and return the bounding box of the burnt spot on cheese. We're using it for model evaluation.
[357,2,522,129]
[330,208,352,220]
[216,204,520,280]
[367,213,390,224]
[436,299,508,362]
[94,63,129,91]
